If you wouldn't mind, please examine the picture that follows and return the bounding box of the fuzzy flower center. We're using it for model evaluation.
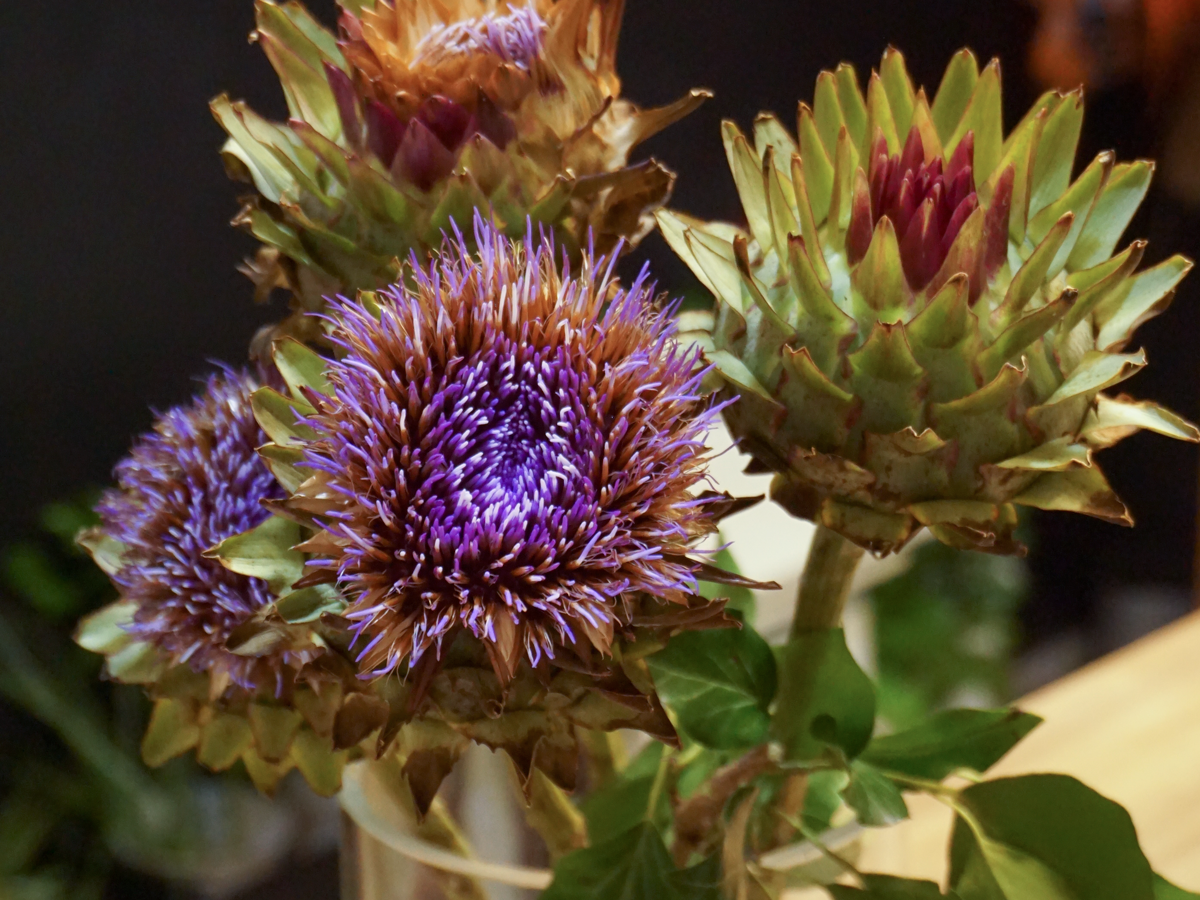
[414,5,547,70]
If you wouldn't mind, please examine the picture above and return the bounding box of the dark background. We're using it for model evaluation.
[1,0,1195,685]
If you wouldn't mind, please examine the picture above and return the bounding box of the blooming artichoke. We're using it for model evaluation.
[242,216,764,806]
[215,0,707,321]
[75,371,392,796]
[658,48,1199,556]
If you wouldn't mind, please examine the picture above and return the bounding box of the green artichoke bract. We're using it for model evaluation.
[214,0,706,332]
[659,48,1199,556]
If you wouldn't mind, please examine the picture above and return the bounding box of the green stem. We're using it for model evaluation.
[770,526,865,845]
[789,525,865,637]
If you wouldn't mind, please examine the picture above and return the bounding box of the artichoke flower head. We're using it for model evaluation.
[659,48,1199,556]
[215,0,708,322]
[239,217,766,809]
[75,371,381,798]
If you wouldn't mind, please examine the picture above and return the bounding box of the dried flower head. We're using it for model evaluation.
[215,0,709,320]
[283,215,738,686]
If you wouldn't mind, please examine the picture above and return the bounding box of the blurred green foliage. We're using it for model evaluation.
[868,538,1029,731]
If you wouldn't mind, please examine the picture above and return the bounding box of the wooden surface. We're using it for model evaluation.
[857,610,1200,889]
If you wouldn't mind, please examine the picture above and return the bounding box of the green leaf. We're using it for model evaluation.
[830,874,953,898]
[772,628,876,760]
[646,625,776,749]
[949,775,1155,900]
[580,743,668,845]
[541,823,697,900]
[842,760,909,827]
[802,767,850,833]
[1154,874,1200,899]
[861,708,1041,780]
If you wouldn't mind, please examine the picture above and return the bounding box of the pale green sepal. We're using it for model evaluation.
[205,515,304,595]
[251,386,317,447]
[1027,152,1114,278]
[1060,242,1145,333]
[76,529,126,577]
[198,714,255,772]
[1083,395,1200,447]
[909,500,1007,528]
[880,48,916,136]
[271,0,345,66]
[947,60,1002,185]
[74,601,137,655]
[242,749,294,795]
[790,154,831,286]
[997,213,1073,321]
[847,323,926,435]
[994,438,1091,471]
[1067,161,1153,270]
[977,288,1075,384]
[686,228,743,312]
[1013,466,1132,524]
[834,63,868,151]
[798,104,835,222]
[827,127,860,245]
[866,73,900,154]
[1095,255,1193,351]
[930,49,979,143]
[980,103,1047,241]
[753,114,798,167]
[710,351,780,405]
[142,698,201,768]
[242,208,317,268]
[910,93,943,162]
[291,729,347,797]
[851,217,913,322]
[778,348,858,450]
[764,148,800,267]
[787,235,856,374]
[723,121,773,253]
[820,500,913,554]
[212,97,295,204]
[257,30,341,140]
[274,337,333,399]
[249,704,305,763]
[1043,350,1146,405]
[105,641,167,684]
[276,585,345,624]
[258,443,308,494]
[812,73,845,157]
[1029,90,1084,222]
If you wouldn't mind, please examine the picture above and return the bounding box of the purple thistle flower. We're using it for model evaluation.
[98,370,314,691]
[292,214,722,684]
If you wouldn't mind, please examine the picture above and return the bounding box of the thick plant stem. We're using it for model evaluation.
[772,525,864,847]
[789,525,865,637]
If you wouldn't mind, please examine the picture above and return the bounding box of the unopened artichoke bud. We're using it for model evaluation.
[658,48,1199,556]
[214,0,708,322]
[251,215,769,807]
[75,371,390,796]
